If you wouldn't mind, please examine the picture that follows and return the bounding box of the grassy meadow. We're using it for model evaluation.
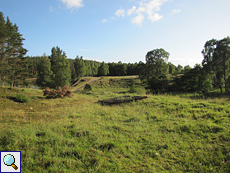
[0,76,230,172]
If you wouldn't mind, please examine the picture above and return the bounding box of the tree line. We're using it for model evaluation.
[1,12,229,94]
[26,52,188,88]
[140,37,230,94]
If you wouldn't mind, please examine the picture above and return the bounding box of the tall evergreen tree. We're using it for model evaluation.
[74,56,85,77]
[36,54,53,88]
[68,59,77,83]
[92,61,99,76]
[50,46,71,88]
[98,61,109,76]
[26,56,41,78]
[0,13,28,86]
[0,12,7,84]
[117,61,127,76]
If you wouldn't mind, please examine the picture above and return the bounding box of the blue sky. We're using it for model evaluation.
[1,0,230,67]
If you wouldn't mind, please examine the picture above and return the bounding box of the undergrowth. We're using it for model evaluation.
[0,76,229,172]
[15,93,31,103]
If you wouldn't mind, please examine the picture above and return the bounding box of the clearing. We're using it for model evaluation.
[0,76,229,172]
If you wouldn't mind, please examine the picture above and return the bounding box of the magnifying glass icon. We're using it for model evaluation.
[3,154,18,170]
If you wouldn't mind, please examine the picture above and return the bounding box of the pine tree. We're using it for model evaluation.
[74,56,85,77]
[92,61,99,76]
[68,59,77,83]
[6,17,28,86]
[0,13,28,86]
[98,61,109,76]
[50,46,71,88]
[36,54,53,88]
[0,12,7,84]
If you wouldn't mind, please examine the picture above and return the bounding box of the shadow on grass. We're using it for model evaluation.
[176,91,230,100]
[117,91,129,94]
[6,96,18,102]
[31,96,44,100]
[7,96,44,102]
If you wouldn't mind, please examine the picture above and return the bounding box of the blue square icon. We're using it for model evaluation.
[0,151,21,173]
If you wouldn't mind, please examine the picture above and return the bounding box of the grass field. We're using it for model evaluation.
[0,76,230,172]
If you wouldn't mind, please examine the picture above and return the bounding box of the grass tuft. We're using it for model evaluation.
[15,93,31,103]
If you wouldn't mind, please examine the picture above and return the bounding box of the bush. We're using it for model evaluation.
[84,84,92,92]
[129,84,137,93]
[43,85,72,99]
[1,95,6,99]
[15,94,30,103]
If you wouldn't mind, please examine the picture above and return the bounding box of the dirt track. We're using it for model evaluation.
[70,77,99,92]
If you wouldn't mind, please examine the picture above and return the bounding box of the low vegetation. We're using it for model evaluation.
[84,84,92,92]
[0,76,229,172]
[129,84,138,93]
[15,93,31,103]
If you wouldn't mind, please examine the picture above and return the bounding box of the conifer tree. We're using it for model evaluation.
[0,13,28,86]
[74,56,85,77]
[98,61,109,76]
[0,12,7,84]
[36,54,53,88]
[50,46,71,88]
[92,61,99,76]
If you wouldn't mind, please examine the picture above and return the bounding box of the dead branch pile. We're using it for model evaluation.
[43,85,72,98]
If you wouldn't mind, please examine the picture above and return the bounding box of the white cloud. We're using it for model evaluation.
[131,13,145,26]
[115,9,125,17]
[83,57,102,62]
[105,0,167,26]
[136,6,145,13]
[144,0,165,22]
[129,0,167,25]
[60,0,84,9]
[105,60,118,63]
[171,9,181,14]
[101,17,116,23]
[101,19,107,23]
[127,6,137,15]
[147,13,163,22]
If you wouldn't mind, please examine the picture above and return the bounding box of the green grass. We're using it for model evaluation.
[15,93,31,103]
[70,77,94,91]
[0,76,230,172]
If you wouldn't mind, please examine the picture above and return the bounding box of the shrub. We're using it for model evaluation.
[31,96,38,99]
[84,84,92,92]
[129,84,137,93]
[43,85,72,99]
[15,94,30,103]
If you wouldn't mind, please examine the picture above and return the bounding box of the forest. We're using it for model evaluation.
[1,12,230,95]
